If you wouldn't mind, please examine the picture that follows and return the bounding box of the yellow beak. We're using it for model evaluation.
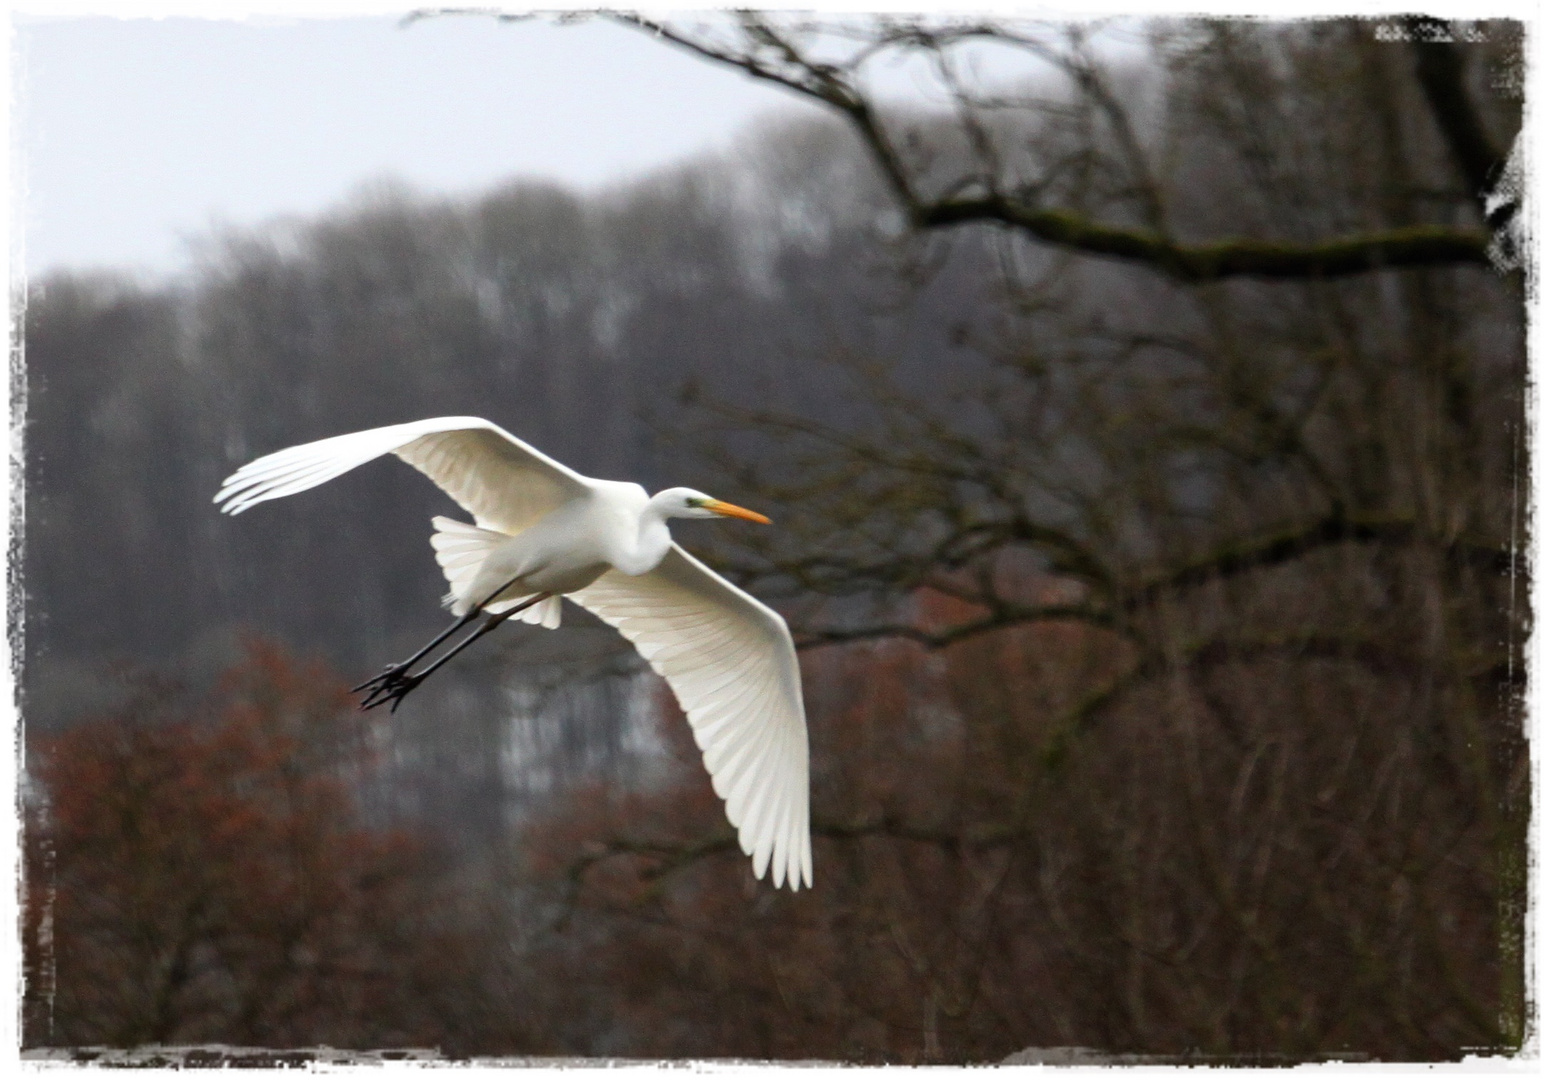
[705,499,772,525]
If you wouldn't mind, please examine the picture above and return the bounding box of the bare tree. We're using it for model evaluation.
[535,16,1526,1059]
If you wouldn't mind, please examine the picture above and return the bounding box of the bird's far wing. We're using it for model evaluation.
[215,416,591,533]
[570,544,812,890]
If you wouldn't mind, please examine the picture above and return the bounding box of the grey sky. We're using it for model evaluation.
[11,6,1346,284]
[14,13,815,279]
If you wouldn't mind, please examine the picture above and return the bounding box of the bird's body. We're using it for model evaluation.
[453,482,649,609]
[216,416,811,890]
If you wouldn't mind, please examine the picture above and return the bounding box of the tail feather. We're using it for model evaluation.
[429,517,562,628]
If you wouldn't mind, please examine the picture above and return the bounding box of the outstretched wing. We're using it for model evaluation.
[214,416,592,533]
[571,545,812,890]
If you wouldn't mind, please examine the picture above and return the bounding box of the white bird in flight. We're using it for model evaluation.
[215,416,811,890]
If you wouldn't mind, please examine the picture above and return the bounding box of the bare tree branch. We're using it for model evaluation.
[794,602,1116,651]
[1404,17,1506,198]
[1131,515,1511,606]
[599,11,1494,282]
[916,205,1489,280]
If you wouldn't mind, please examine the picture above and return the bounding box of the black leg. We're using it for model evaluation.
[357,591,552,713]
[353,574,527,695]
[351,608,482,693]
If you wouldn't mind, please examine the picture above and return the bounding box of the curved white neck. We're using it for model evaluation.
[614,499,675,576]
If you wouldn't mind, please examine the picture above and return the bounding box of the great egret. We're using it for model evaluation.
[215,416,811,890]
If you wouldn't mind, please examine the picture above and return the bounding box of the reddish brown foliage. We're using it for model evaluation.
[22,641,473,1049]
[517,580,1518,1062]
[23,613,1516,1061]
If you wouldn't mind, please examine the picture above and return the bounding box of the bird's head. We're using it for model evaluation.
[654,487,772,525]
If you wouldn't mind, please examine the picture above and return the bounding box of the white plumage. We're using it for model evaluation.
[215,416,812,890]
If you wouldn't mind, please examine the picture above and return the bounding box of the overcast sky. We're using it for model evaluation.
[14,13,818,279]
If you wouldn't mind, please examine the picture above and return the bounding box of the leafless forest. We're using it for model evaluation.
[19,16,1527,1062]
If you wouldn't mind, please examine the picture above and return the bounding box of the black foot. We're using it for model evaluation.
[352,661,407,695]
[354,665,426,713]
